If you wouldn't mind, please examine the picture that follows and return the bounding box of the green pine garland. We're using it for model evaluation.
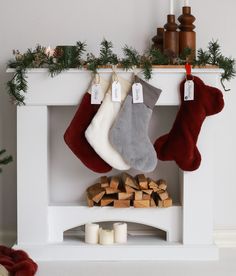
[0,149,13,173]
[6,39,235,105]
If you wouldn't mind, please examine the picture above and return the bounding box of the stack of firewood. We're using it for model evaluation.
[86,173,173,208]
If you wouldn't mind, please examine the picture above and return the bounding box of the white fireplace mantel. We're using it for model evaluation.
[8,68,224,261]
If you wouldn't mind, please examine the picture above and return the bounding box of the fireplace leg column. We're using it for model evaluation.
[17,106,49,245]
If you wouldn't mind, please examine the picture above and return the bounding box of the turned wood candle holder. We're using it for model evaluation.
[178,6,196,62]
[164,15,179,59]
[152,27,164,52]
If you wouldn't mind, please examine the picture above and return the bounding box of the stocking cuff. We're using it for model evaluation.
[135,76,162,109]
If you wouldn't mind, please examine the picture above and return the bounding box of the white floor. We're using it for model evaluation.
[37,248,236,276]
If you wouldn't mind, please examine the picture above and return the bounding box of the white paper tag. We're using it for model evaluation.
[184,80,194,101]
[132,83,144,103]
[91,84,102,104]
[112,81,121,102]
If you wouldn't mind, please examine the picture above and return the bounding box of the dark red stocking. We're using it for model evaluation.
[154,76,224,171]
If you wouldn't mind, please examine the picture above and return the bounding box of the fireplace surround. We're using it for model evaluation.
[8,67,223,260]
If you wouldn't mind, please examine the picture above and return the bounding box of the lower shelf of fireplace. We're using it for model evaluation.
[14,204,219,261]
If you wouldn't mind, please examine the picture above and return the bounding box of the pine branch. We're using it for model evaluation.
[149,48,168,65]
[195,48,211,66]
[218,55,236,91]
[99,39,118,65]
[121,45,141,70]
[76,41,87,61]
[86,53,100,73]
[48,63,67,77]
[141,56,152,80]
[208,40,221,65]
[178,47,193,64]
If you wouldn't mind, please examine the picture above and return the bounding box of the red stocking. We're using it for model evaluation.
[0,246,38,276]
[64,92,112,173]
[154,76,224,171]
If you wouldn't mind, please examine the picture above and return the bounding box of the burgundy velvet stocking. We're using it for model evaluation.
[154,76,224,171]
[0,246,38,276]
[64,92,112,173]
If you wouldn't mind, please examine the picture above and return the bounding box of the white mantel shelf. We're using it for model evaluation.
[10,68,224,261]
[7,67,223,106]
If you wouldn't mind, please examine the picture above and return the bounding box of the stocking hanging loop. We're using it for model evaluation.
[112,65,119,82]
[94,73,100,84]
[185,63,194,81]
[132,66,139,83]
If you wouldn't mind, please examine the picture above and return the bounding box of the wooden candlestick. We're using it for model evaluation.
[178,6,196,62]
[152,28,164,52]
[164,15,179,59]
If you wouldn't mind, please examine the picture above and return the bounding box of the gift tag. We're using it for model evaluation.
[132,83,144,103]
[112,81,121,102]
[184,80,194,101]
[91,83,102,104]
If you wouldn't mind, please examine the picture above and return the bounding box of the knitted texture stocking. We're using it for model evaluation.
[85,76,131,170]
[109,77,162,172]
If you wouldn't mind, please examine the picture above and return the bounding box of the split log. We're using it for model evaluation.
[125,185,136,194]
[134,191,143,200]
[137,174,148,190]
[87,183,105,203]
[87,196,94,207]
[100,176,109,188]
[121,173,139,190]
[158,198,173,208]
[134,200,150,208]
[157,179,167,191]
[105,187,120,195]
[142,193,151,200]
[150,198,157,207]
[158,191,169,201]
[143,189,153,195]
[101,197,114,206]
[110,176,120,190]
[148,179,159,189]
[118,192,133,200]
[114,200,130,208]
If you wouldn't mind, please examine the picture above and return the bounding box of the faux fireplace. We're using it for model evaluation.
[9,67,223,261]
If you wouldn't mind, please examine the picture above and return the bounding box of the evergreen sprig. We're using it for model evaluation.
[6,39,236,105]
[121,45,141,70]
[49,41,86,76]
[85,39,118,73]
[195,40,236,91]
[0,149,13,173]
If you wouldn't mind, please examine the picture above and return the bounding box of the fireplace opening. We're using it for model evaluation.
[49,106,181,206]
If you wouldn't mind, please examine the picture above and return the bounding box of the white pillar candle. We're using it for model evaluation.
[184,0,190,6]
[113,222,127,244]
[85,223,99,244]
[99,229,114,245]
[170,0,174,14]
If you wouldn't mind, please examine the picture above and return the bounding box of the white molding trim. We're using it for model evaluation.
[214,229,236,248]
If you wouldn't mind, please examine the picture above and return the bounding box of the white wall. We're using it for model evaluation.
[0,0,236,234]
